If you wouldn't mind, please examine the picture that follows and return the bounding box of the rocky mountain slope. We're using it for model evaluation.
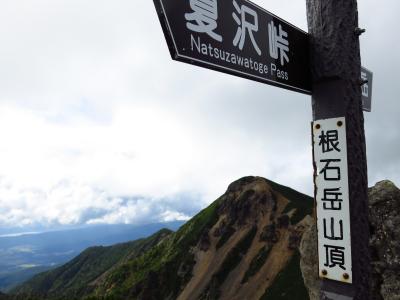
[11,176,314,300]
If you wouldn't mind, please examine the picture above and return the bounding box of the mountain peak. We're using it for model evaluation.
[12,177,313,300]
[220,176,278,226]
[178,177,312,300]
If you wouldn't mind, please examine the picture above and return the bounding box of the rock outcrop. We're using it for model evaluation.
[369,180,400,300]
[0,292,8,300]
[299,217,319,300]
[300,180,400,300]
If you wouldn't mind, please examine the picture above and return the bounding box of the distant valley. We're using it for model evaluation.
[0,221,184,292]
[9,177,314,300]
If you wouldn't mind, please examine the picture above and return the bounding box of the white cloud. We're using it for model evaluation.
[0,101,313,227]
[0,176,192,228]
[0,0,398,229]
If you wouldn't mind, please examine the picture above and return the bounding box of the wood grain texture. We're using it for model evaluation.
[306,0,371,299]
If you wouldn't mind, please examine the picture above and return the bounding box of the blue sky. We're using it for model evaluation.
[0,0,398,231]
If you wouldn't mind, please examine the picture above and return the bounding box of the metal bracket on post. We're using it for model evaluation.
[322,291,354,300]
[354,27,366,36]
[306,0,371,299]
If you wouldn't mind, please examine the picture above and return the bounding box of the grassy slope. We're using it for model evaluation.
[12,229,173,300]
[11,177,314,300]
[77,179,312,299]
[241,244,272,284]
[264,179,314,224]
[0,266,55,293]
[260,251,310,300]
[95,197,222,300]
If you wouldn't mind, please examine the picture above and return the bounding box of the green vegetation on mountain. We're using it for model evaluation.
[242,244,273,284]
[10,176,313,300]
[12,229,173,299]
[202,225,258,298]
[215,224,235,250]
[265,179,314,224]
[214,225,257,283]
[260,251,309,300]
[0,266,55,293]
[93,197,222,299]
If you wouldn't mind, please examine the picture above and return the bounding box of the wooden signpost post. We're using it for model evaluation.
[153,0,371,298]
[306,1,370,299]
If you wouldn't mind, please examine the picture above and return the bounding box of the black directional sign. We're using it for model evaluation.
[361,66,373,112]
[153,0,312,94]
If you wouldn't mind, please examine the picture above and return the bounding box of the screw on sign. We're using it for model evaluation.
[307,0,370,298]
[313,117,353,284]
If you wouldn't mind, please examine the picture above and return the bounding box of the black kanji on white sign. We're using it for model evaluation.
[313,117,352,283]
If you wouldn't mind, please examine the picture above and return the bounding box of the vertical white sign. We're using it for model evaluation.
[312,117,352,283]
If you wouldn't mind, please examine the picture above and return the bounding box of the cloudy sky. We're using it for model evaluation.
[0,0,398,231]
